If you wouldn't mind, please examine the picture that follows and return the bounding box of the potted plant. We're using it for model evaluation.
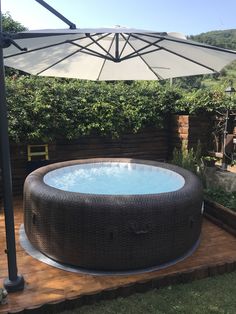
[0,288,8,305]
[202,156,217,167]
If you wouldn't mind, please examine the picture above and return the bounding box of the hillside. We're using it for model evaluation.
[192,30,236,85]
[173,29,236,89]
[189,29,236,50]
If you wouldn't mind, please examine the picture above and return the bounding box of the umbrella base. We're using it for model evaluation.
[4,275,25,293]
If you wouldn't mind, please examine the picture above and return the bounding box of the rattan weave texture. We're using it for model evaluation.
[23,158,203,271]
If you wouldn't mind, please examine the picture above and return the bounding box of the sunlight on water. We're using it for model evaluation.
[43,162,185,195]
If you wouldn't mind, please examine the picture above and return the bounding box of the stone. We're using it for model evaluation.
[204,167,236,192]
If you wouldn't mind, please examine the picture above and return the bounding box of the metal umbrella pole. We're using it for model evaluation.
[0,3,24,292]
[221,86,236,170]
[0,0,77,293]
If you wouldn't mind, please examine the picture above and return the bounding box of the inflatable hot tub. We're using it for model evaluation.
[23,158,203,271]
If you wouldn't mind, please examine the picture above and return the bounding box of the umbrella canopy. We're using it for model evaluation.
[4,26,236,80]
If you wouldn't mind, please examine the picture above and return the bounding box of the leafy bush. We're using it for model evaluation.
[6,77,181,142]
[6,75,235,143]
[204,188,236,211]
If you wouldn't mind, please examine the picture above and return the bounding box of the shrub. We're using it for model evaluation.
[204,188,236,211]
[171,140,203,175]
[6,77,181,142]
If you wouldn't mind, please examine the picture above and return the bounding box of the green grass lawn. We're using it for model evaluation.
[60,271,236,314]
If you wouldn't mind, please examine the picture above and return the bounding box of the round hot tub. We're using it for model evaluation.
[23,158,203,271]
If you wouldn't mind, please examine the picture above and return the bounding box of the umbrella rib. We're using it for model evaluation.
[63,32,115,61]
[37,32,116,77]
[119,33,163,60]
[132,32,236,55]
[97,33,117,80]
[5,33,110,59]
[36,48,112,76]
[128,33,218,72]
[166,35,236,53]
[124,38,164,80]
[97,58,107,81]
[35,34,114,75]
[4,35,90,59]
[83,33,114,60]
[119,33,131,58]
[5,41,73,59]
[120,47,163,61]
[120,33,164,59]
[160,46,217,72]
[35,48,85,75]
[115,33,119,60]
[129,33,167,49]
[68,41,114,60]
[11,32,101,40]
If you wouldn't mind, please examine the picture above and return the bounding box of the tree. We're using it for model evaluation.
[2,12,27,33]
[2,13,27,76]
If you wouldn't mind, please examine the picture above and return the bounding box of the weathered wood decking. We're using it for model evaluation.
[0,199,236,314]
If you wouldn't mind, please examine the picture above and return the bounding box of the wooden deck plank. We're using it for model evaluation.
[0,200,236,313]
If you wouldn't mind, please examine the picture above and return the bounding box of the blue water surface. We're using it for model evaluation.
[43,162,185,195]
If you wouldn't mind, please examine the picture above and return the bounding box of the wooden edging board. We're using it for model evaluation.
[204,198,236,236]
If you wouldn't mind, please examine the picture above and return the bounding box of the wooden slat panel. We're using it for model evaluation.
[0,127,169,197]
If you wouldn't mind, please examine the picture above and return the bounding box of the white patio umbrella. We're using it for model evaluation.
[4,27,236,80]
[1,0,236,293]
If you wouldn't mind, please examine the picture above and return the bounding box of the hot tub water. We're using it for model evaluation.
[44,162,185,195]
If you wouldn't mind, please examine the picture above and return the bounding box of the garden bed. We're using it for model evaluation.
[204,198,236,236]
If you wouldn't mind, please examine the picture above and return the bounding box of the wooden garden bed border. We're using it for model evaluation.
[204,199,236,236]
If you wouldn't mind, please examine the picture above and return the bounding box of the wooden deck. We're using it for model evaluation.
[1,199,236,314]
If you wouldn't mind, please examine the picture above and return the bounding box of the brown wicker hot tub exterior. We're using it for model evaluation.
[23,158,203,271]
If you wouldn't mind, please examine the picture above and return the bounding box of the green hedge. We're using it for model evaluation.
[5,76,236,143]
[6,77,179,142]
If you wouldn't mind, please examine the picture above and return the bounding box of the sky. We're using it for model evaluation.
[2,0,236,36]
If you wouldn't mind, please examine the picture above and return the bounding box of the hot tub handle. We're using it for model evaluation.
[189,216,195,228]
[32,211,37,225]
[129,222,151,235]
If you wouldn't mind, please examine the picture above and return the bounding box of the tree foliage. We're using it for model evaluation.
[189,29,236,50]
[2,12,27,33]
[174,87,236,114]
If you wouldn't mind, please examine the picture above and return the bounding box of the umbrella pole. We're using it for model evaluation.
[0,6,24,292]
[35,0,76,29]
